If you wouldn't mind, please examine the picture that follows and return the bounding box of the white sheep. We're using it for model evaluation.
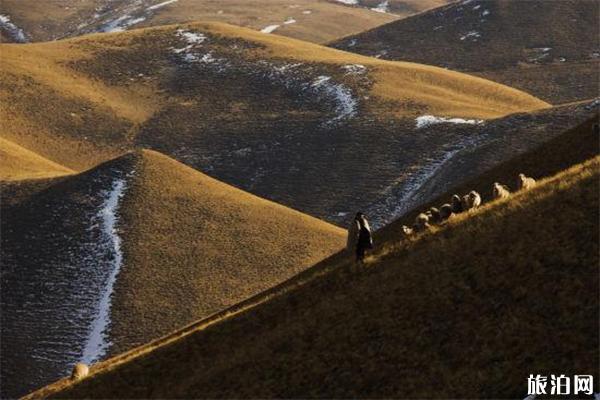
[517,173,536,190]
[71,363,89,380]
[492,182,511,200]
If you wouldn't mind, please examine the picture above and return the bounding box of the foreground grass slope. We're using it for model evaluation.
[0,137,73,181]
[2,149,344,397]
[331,0,600,103]
[31,156,599,399]
[0,22,549,222]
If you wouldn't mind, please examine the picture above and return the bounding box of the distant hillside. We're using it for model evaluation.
[0,0,399,44]
[29,155,599,399]
[0,136,73,181]
[1,149,344,398]
[325,0,453,15]
[331,0,600,103]
[1,22,551,226]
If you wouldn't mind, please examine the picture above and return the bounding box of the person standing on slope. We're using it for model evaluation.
[347,212,373,264]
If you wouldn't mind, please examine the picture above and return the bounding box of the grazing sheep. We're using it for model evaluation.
[413,213,431,232]
[462,190,482,210]
[71,363,89,380]
[451,194,463,213]
[517,173,536,190]
[468,191,482,208]
[401,225,414,237]
[492,182,511,200]
[439,203,454,220]
[429,207,441,224]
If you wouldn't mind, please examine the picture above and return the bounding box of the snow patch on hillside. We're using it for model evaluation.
[171,30,361,126]
[311,76,358,126]
[343,64,367,75]
[460,31,481,41]
[335,0,359,4]
[371,1,390,13]
[416,115,484,129]
[261,24,280,33]
[101,14,145,32]
[0,14,28,42]
[80,177,128,364]
[147,0,178,11]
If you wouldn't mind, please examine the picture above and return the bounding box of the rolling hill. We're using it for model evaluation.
[0,0,400,44]
[25,152,599,399]
[331,0,600,104]
[1,22,552,226]
[0,136,73,181]
[1,149,345,398]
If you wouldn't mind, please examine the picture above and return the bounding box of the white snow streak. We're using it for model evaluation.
[335,0,359,4]
[0,14,28,42]
[311,75,358,126]
[147,0,179,11]
[371,1,390,13]
[101,14,146,32]
[342,64,367,75]
[415,115,484,129]
[261,24,280,33]
[460,31,481,41]
[284,18,297,25]
[80,178,127,365]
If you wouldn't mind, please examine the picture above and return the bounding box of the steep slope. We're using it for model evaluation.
[29,156,599,399]
[0,0,398,44]
[381,113,600,234]
[1,150,344,398]
[331,0,600,103]
[0,137,73,181]
[1,22,551,225]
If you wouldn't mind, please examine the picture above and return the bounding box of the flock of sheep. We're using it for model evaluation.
[402,173,537,235]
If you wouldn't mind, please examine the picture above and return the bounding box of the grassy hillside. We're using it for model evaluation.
[381,114,600,236]
[0,136,73,181]
[28,155,599,399]
[0,21,550,222]
[110,149,345,354]
[1,149,344,398]
[0,0,398,44]
[326,0,453,15]
[331,0,600,103]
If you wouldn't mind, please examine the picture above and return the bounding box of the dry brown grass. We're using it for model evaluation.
[0,0,408,44]
[109,149,346,354]
[0,137,73,181]
[330,0,600,104]
[1,21,549,177]
[28,155,599,399]
[137,21,549,118]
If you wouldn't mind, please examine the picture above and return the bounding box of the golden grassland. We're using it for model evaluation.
[0,21,549,178]
[26,154,599,399]
[0,0,452,44]
[330,0,599,104]
[0,137,73,181]
[109,149,346,353]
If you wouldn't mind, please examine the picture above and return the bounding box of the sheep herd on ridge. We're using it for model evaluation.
[402,173,537,236]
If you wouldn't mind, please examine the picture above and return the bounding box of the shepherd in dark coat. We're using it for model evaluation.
[347,212,373,263]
